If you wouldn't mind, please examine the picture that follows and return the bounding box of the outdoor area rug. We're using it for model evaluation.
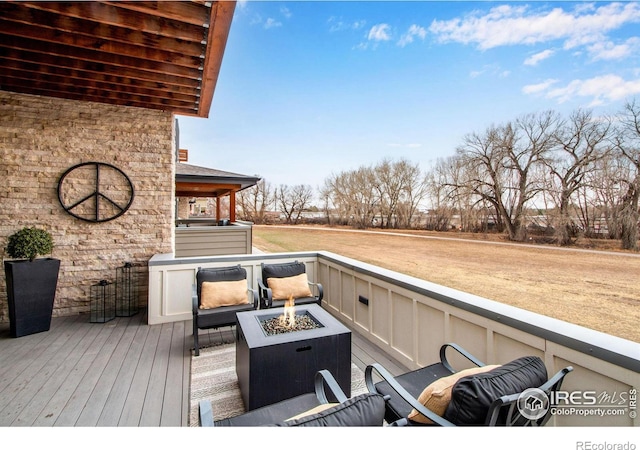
[189,342,368,426]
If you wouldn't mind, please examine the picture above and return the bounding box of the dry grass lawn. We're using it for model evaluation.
[252,225,640,343]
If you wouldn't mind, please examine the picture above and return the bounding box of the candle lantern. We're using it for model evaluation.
[90,279,115,323]
[116,262,139,317]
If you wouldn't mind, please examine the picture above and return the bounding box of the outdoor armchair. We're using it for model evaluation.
[257,260,323,309]
[366,343,573,426]
[192,265,258,356]
[199,369,386,426]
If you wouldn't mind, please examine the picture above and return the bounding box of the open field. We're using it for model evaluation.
[252,225,640,343]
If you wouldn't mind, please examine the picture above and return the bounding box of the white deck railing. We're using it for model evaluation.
[148,250,639,427]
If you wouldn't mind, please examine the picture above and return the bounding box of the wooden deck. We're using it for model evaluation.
[0,308,407,427]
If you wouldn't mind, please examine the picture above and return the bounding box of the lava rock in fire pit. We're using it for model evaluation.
[260,313,321,336]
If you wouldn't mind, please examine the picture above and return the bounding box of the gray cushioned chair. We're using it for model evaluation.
[192,265,258,356]
[366,343,573,426]
[199,369,386,427]
[257,260,323,309]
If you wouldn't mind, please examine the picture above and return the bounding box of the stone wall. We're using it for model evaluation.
[0,91,175,321]
[177,196,190,220]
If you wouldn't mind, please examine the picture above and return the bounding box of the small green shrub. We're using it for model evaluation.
[6,227,54,261]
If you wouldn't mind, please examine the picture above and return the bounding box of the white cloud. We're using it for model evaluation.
[524,49,555,66]
[398,24,427,47]
[588,37,640,61]
[522,79,558,94]
[469,65,509,79]
[280,6,292,19]
[328,17,366,33]
[527,74,640,105]
[249,14,262,27]
[353,20,367,31]
[429,2,640,51]
[368,24,392,41]
[264,18,282,29]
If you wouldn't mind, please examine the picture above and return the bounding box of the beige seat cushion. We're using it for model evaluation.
[199,279,249,309]
[267,273,313,300]
[408,364,500,424]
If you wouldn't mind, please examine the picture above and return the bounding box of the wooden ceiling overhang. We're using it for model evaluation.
[0,1,235,117]
[175,180,242,198]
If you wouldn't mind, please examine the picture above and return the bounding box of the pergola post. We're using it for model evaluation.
[230,191,236,222]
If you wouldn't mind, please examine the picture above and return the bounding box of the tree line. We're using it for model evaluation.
[237,98,640,250]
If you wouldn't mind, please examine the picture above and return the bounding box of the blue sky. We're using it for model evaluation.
[176,1,640,192]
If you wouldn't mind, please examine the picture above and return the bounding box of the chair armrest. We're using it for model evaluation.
[365,363,455,427]
[314,369,348,404]
[192,284,198,315]
[199,400,214,427]
[388,418,409,426]
[542,365,573,393]
[308,281,324,302]
[257,278,273,308]
[439,343,485,373]
[248,288,259,309]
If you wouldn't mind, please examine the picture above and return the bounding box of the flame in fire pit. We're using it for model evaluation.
[259,299,323,336]
[279,294,296,328]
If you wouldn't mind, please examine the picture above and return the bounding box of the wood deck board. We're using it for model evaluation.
[117,319,162,426]
[0,309,406,427]
[139,322,174,426]
[15,315,107,426]
[97,314,148,426]
[0,314,91,425]
[74,317,139,426]
[52,319,127,426]
[161,320,187,426]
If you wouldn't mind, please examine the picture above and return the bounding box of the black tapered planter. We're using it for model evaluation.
[4,258,60,338]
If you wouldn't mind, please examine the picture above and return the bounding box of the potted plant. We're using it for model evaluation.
[4,227,60,338]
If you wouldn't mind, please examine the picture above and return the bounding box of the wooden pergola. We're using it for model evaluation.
[175,162,260,222]
[0,0,235,117]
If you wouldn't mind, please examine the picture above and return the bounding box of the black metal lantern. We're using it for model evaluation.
[116,262,139,317]
[90,279,115,323]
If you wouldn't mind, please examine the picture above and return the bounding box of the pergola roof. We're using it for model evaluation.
[0,1,235,117]
[175,162,260,198]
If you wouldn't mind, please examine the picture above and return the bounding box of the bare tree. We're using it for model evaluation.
[425,158,455,231]
[322,166,379,229]
[276,184,314,224]
[237,178,273,224]
[456,111,559,241]
[587,154,631,239]
[613,98,640,250]
[545,109,612,245]
[373,158,427,228]
[398,163,429,229]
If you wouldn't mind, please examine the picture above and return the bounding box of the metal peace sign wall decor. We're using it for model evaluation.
[57,162,135,223]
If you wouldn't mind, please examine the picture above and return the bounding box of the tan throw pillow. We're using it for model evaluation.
[286,403,338,421]
[408,364,501,424]
[267,273,313,300]
[199,279,248,309]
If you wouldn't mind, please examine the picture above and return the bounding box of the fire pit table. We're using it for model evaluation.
[235,303,352,411]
